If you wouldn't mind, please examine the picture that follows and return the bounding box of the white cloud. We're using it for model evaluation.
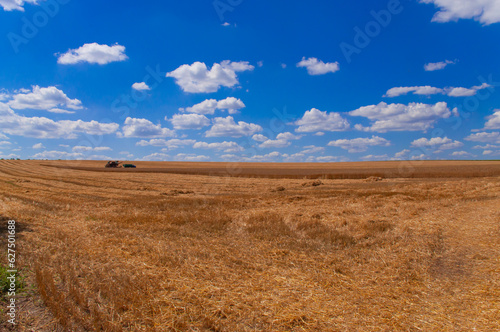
[384,86,444,97]
[384,83,490,98]
[295,108,350,133]
[72,146,112,153]
[181,97,245,115]
[301,146,325,154]
[32,151,84,160]
[482,110,500,130]
[296,57,340,75]
[465,132,500,144]
[252,134,268,142]
[419,0,500,25]
[166,60,254,93]
[132,82,151,91]
[57,43,128,65]
[174,153,210,162]
[216,97,246,114]
[140,153,170,161]
[0,153,20,159]
[0,133,8,140]
[193,141,244,153]
[361,154,389,161]
[411,137,463,151]
[0,102,118,139]
[259,139,290,149]
[472,144,499,150]
[393,149,411,160]
[244,151,281,162]
[350,102,451,132]
[0,141,12,147]
[48,108,76,114]
[8,86,83,111]
[136,139,195,149]
[447,83,491,97]
[205,116,262,137]
[451,151,475,157]
[328,136,391,153]
[259,132,302,149]
[0,0,37,11]
[424,60,456,71]
[95,146,112,152]
[120,117,175,138]
[32,143,45,149]
[411,154,430,160]
[169,114,210,130]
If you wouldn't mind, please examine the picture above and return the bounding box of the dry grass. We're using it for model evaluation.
[0,160,499,331]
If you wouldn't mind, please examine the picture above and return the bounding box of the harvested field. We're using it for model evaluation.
[42,159,500,179]
[0,160,499,331]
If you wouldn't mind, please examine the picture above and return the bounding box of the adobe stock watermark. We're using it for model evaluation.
[7,0,71,54]
[6,220,18,326]
[340,0,404,64]
[213,0,243,22]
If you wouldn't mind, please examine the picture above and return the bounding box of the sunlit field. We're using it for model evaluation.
[1,160,499,331]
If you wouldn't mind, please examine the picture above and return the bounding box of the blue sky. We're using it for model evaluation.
[1,0,500,162]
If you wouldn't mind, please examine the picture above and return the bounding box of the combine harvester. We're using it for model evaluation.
[105,161,137,168]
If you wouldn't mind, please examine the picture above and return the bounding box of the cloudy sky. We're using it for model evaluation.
[1,0,500,162]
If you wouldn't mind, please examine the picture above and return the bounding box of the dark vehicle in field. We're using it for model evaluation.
[105,161,122,168]
[123,164,136,168]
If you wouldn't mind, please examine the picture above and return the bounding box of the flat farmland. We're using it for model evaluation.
[0,160,499,331]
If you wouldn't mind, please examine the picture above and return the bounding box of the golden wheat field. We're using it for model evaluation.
[1,159,500,331]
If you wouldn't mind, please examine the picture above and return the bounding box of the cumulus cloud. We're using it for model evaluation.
[140,153,170,161]
[447,83,491,97]
[132,82,151,91]
[465,131,500,144]
[181,97,245,115]
[57,43,128,65]
[0,0,37,11]
[32,143,45,149]
[328,136,391,153]
[8,86,83,111]
[48,108,76,114]
[72,146,112,153]
[384,83,490,97]
[136,139,195,150]
[296,57,340,75]
[301,145,325,154]
[193,141,244,153]
[350,102,451,132]
[0,102,118,139]
[384,86,444,97]
[393,149,411,160]
[259,132,302,149]
[451,151,475,157]
[120,118,175,138]
[424,60,456,71]
[166,61,254,93]
[32,151,85,160]
[481,110,500,130]
[361,154,389,161]
[205,116,262,137]
[169,114,210,130]
[174,153,210,162]
[251,134,268,142]
[411,137,463,152]
[295,108,350,133]
[419,0,500,25]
